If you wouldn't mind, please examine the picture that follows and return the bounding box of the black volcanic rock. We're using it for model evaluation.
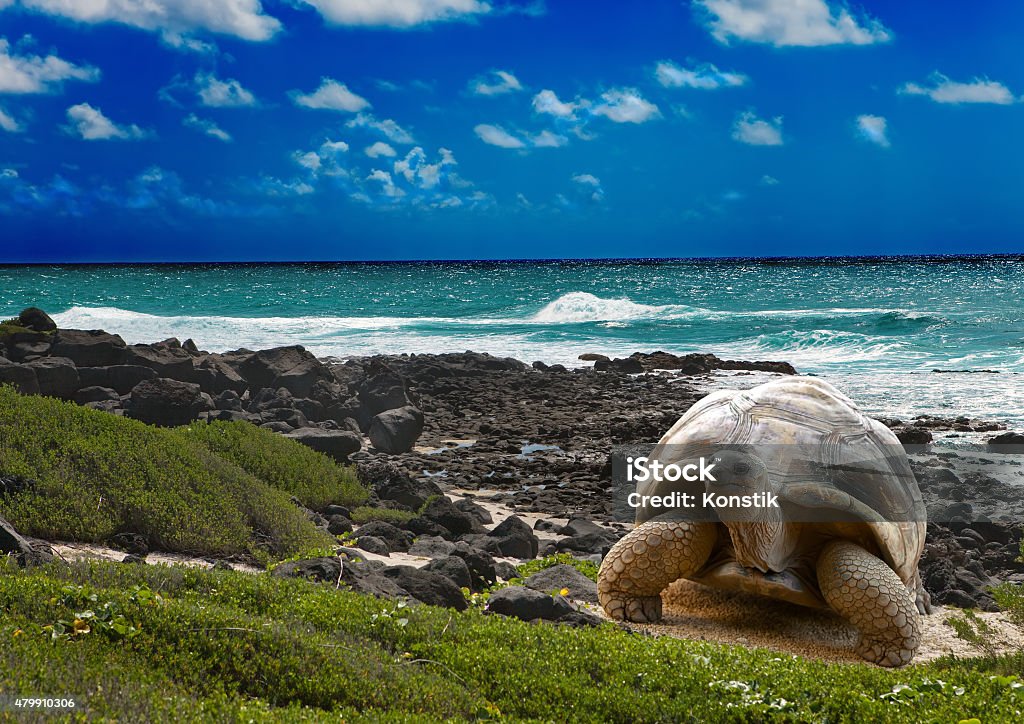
[126,378,210,427]
[51,329,128,367]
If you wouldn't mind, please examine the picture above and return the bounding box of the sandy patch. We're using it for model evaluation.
[601,579,1023,664]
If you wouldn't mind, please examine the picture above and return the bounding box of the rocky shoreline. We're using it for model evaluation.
[1,306,1023,621]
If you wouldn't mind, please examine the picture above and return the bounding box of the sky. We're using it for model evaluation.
[0,0,1022,262]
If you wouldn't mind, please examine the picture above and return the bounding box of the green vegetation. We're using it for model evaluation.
[1,559,1023,722]
[945,609,999,656]
[0,386,364,562]
[517,552,600,581]
[350,506,416,525]
[180,420,367,510]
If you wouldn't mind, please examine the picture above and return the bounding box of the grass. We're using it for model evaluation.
[0,559,1023,722]
[0,318,37,339]
[0,386,364,562]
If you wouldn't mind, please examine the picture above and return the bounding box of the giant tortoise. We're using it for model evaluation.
[598,377,932,666]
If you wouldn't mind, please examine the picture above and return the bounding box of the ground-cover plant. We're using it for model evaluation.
[1,559,1023,722]
[350,506,415,525]
[0,387,341,561]
[180,420,367,510]
[516,553,600,581]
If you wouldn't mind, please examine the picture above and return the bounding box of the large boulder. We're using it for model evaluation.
[486,586,576,621]
[51,329,127,367]
[126,344,196,380]
[988,432,1024,453]
[74,386,120,404]
[236,346,328,398]
[194,355,247,394]
[423,556,473,590]
[378,566,468,610]
[487,515,539,559]
[17,307,57,333]
[375,474,443,510]
[78,365,158,395]
[523,564,599,604]
[355,521,414,552]
[284,428,361,462]
[24,356,79,399]
[368,406,424,454]
[126,378,210,426]
[0,358,39,394]
[416,495,479,537]
[356,361,413,423]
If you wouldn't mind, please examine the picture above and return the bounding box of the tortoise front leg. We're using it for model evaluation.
[816,540,921,667]
[598,518,717,623]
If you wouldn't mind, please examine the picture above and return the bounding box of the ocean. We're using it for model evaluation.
[2,257,1023,429]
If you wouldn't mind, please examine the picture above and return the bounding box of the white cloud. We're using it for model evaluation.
[530,129,567,147]
[732,111,783,145]
[195,72,256,107]
[0,105,21,132]
[532,89,577,119]
[183,113,232,142]
[591,88,660,124]
[855,114,889,147]
[474,123,525,148]
[760,174,779,186]
[655,60,748,89]
[393,146,457,189]
[696,0,891,47]
[65,103,147,141]
[470,69,522,96]
[16,0,281,42]
[365,141,397,158]
[571,173,604,203]
[366,169,403,198]
[292,78,370,112]
[301,0,491,28]
[346,113,414,143]
[0,37,99,94]
[899,73,1016,105]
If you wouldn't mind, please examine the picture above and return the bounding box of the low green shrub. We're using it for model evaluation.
[0,387,336,561]
[180,420,367,509]
[350,507,415,525]
[0,560,1023,722]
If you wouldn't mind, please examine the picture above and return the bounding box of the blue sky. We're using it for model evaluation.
[0,0,1022,262]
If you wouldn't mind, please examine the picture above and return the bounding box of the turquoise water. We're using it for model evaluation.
[2,258,1023,426]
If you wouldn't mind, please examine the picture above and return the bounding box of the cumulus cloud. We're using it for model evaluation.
[15,0,281,43]
[0,37,99,94]
[195,72,257,107]
[591,88,660,124]
[760,174,779,186]
[470,69,522,96]
[365,141,397,158]
[365,169,404,198]
[655,60,748,89]
[292,78,370,112]
[899,73,1016,105]
[474,123,525,148]
[301,0,491,28]
[732,111,783,145]
[393,146,457,189]
[855,114,889,147]
[695,0,891,47]
[65,103,148,141]
[346,113,415,144]
[532,89,578,119]
[183,113,232,142]
[0,105,22,132]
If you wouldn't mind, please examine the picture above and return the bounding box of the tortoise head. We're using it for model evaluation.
[707,449,794,573]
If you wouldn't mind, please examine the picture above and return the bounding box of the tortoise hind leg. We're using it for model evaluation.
[598,519,717,623]
[816,540,921,667]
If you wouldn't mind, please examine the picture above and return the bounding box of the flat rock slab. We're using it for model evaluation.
[613,579,1024,665]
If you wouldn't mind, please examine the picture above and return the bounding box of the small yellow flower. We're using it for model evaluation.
[559,588,570,597]
[72,618,91,635]
[12,629,23,638]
